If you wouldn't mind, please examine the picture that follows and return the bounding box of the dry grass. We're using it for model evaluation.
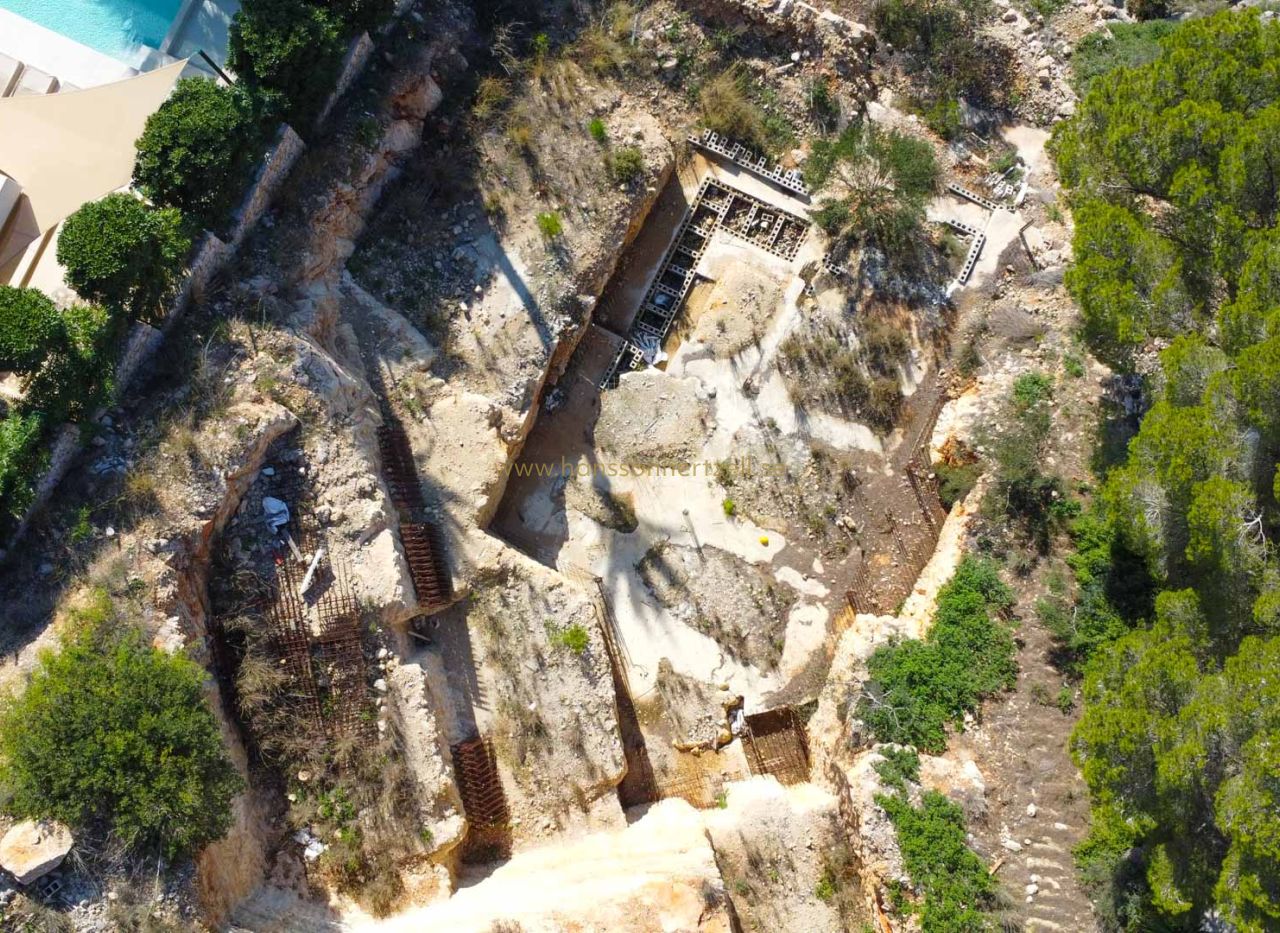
[700,67,767,153]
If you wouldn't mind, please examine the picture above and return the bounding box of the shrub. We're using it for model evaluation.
[588,117,607,143]
[877,790,997,930]
[934,460,982,509]
[0,412,47,532]
[536,211,563,238]
[813,200,852,235]
[1012,371,1052,409]
[983,376,1072,551]
[807,76,840,132]
[872,0,1013,137]
[873,746,921,793]
[0,618,242,857]
[606,146,645,183]
[0,286,65,375]
[803,123,939,266]
[19,303,120,424]
[722,498,737,517]
[548,622,590,654]
[859,558,1016,751]
[575,24,632,74]
[133,78,262,233]
[228,0,345,128]
[471,75,509,122]
[56,194,190,324]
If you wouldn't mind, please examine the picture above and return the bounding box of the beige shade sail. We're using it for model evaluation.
[0,60,187,270]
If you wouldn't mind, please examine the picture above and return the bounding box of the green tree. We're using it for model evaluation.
[228,0,345,128]
[1053,11,1280,334]
[0,286,65,375]
[1218,227,1280,355]
[0,618,242,858]
[56,194,190,324]
[1063,200,1190,369]
[133,78,262,233]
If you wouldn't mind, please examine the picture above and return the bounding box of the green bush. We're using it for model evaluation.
[606,146,645,183]
[0,616,242,857]
[0,412,47,533]
[807,76,840,132]
[229,0,345,128]
[877,790,997,930]
[934,460,982,509]
[1011,371,1052,409]
[859,558,1016,751]
[588,117,607,143]
[56,194,190,324]
[812,200,852,235]
[133,78,262,233]
[0,286,65,375]
[873,746,921,793]
[536,211,563,238]
[982,375,1071,551]
[20,303,121,424]
[548,622,590,654]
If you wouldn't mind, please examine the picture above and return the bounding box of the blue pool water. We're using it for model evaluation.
[0,0,184,60]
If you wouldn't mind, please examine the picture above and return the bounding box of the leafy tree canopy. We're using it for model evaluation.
[0,286,65,375]
[56,194,190,325]
[229,0,345,128]
[1053,11,1280,369]
[0,614,242,859]
[133,78,262,233]
[1053,12,1280,929]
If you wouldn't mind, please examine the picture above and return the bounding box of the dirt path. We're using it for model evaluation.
[952,580,1096,931]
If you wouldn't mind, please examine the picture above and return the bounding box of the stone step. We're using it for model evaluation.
[1025,917,1066,931]
[1026,856,1068,871]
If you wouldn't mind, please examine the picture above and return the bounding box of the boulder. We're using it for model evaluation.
[0,820,73,884]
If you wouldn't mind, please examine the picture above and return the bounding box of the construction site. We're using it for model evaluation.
[0,0,1103,930]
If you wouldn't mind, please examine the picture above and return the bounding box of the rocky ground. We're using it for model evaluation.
[0,0,1120,928]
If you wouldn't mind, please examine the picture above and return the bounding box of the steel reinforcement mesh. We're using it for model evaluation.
[742,707,811,786]
[451,737,512,861]
[376,423,452,611]
[262,540,373,740]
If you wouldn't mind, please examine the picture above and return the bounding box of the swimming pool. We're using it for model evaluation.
[0,0,184,62]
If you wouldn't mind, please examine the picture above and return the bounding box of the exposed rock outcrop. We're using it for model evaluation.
[349,800,733,932]
[386,663,467,860]
[0,820,73,885]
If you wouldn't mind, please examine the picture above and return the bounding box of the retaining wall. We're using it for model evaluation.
[2,22,392,558]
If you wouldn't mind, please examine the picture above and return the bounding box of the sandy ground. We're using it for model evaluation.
[348,799,730,932]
